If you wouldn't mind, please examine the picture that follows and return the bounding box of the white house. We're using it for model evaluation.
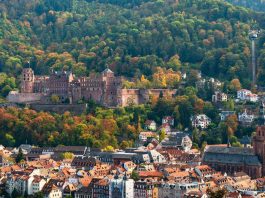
[191,114,211,129]
[245,93,258,102]
[43,185,62,198]
[32,176,47,195]
[212,91,228,103]
[238,109,255,125]
[237,89,252,100]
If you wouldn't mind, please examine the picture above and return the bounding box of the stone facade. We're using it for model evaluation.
[253,126,265,176]
[202,142,263,179]
[8,68,177,107]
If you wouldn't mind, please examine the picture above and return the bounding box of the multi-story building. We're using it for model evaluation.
[109,174,134,198]
[134,180,158,198]
[202,144,262,179]
[238,109,255,126]
[191,114,211,129]
[237,89,258,102]
[159,132,192,152]
[7,68,177,107]
[253,126,265,176]
[212,91,228,103]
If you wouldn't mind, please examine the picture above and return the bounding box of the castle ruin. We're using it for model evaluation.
[7,68,177,107]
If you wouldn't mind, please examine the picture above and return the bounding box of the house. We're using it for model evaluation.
[237,89,252,100]
[191,114,211,129]
[162,116,174,126]
[109,174,134,198]
[245,93,258,102]
[144,120,157,131]
[134,180,158,198]
[54,146,89,157]
[93,177,110,198]
[63,184,77,197]
[139,132,157,142]
[32,176,47,194]
[219,111,236,121]
[42,184,62,198]
[42,179,64,198]
[184,191,208,198]
[74,186,93,198]
[71,156,99,170]
[238,109,255,125]
[212,91,228,103]
[159,132,192,152]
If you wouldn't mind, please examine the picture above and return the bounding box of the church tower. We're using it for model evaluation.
[253,126,265,176]
[21,68,35,93]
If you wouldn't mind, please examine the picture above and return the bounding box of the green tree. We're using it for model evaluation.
[15,148,24,163]
[131,170,139,181]
[159,129,166,142]
[51,94,60,104]
[60,152,74,160]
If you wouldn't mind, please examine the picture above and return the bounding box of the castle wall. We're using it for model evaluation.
[7,91,43,103]
[30,104,87,115]
[119,89,140,107]
[15,68,178,107]
[148,89,177,98]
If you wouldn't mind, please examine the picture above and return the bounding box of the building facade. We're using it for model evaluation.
[202,144,262,179]
[8,68,177,107]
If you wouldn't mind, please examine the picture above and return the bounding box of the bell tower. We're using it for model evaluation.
[253,126,265,176]
[21,68,35,93]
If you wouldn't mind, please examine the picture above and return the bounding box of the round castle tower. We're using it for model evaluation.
[21,68,35,93]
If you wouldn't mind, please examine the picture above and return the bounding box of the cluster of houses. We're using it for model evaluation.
[189,86,264,129]
[0,139,264,198]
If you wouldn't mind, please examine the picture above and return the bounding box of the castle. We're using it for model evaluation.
[7,68,177,107]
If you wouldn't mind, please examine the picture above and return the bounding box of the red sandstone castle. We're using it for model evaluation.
[8,68,177,107]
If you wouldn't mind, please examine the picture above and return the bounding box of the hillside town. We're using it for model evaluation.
[0,119,264,197]
[2,67,265,197]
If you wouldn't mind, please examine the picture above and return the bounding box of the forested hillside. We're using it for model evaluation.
[225,0,265,12]
[1,0,265,94]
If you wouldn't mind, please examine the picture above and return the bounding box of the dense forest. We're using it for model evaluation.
[225,0,265,12]
[1,0,265,93]
[0,0,261,149]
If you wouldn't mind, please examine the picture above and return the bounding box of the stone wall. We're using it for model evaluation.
[118,89,177,107]
[119,89,140,107]
[30,104,87,114]
[7,91,43,103]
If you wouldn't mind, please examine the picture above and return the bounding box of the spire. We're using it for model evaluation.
[114,172,119,180]
[123,172,128,180]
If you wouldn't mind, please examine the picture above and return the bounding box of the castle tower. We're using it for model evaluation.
[21,68,35,93]
[253,126,265,176]
[101,68,121,107]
